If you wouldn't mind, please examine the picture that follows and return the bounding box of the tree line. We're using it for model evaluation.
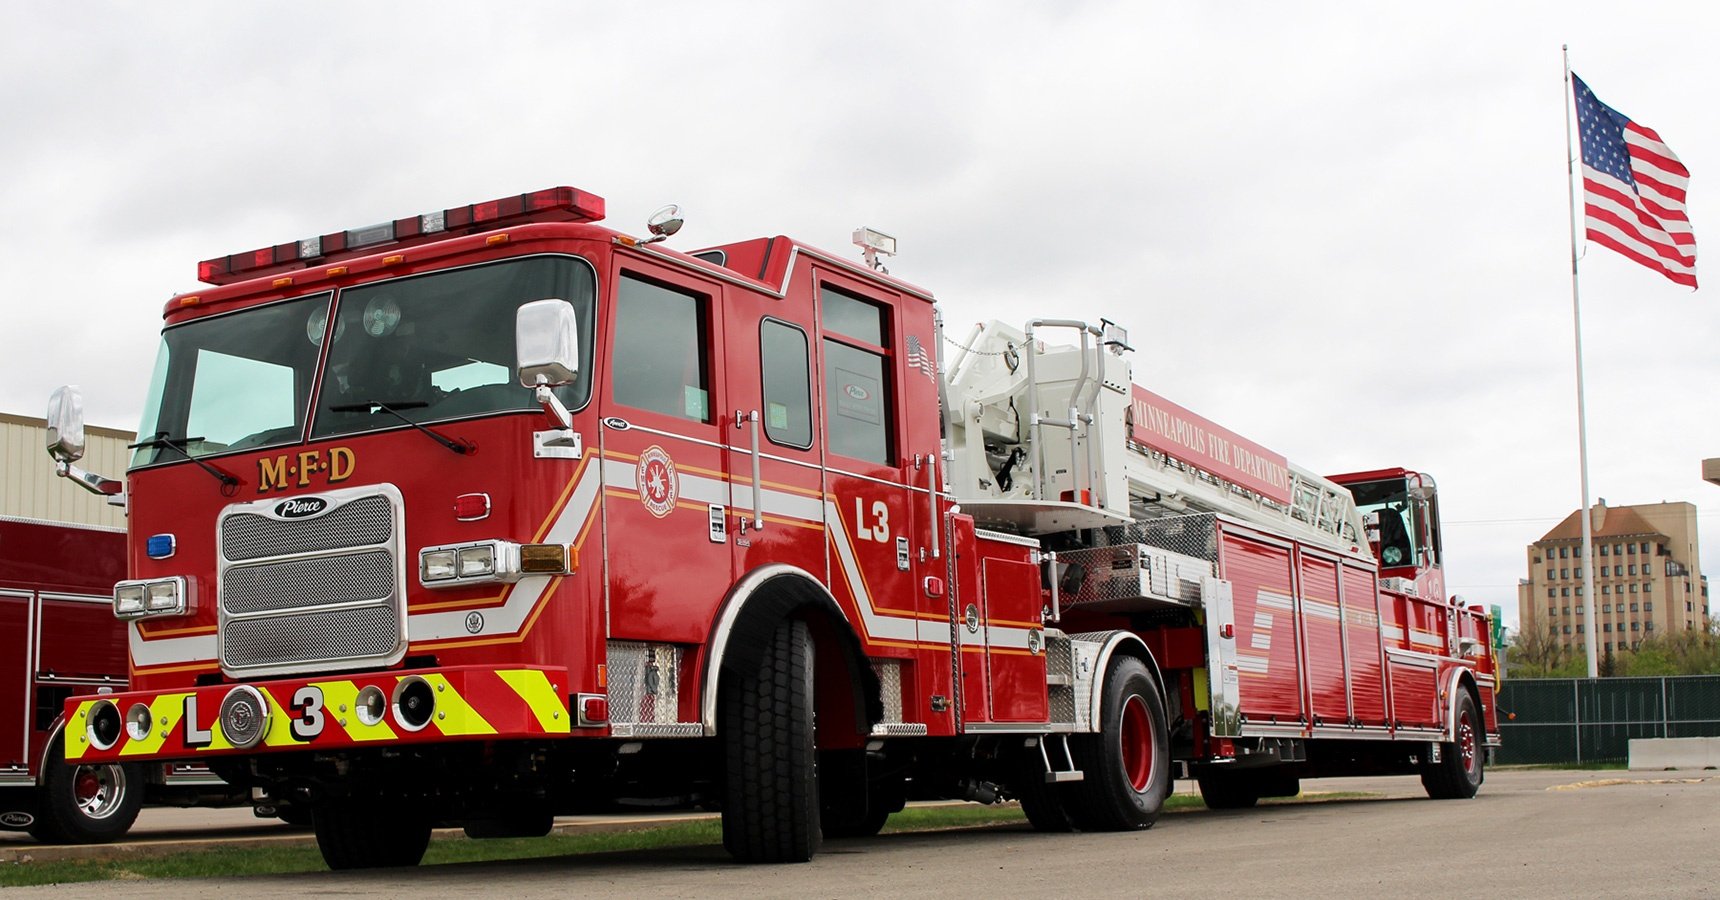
[1506,620,1720,678]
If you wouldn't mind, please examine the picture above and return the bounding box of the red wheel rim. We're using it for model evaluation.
[1458,711,1477,776]
[75,769,102,803]
[1120,695,1154,792]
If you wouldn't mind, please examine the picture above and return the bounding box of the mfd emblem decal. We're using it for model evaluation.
[637,445,678,518]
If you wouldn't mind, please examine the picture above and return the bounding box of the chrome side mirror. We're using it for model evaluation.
[46,385,87,464]
[516,299,580,388]
[643,205,683,244]
[45,385,124,501]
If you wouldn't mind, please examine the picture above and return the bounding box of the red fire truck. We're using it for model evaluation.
[0,516,243,842]
[0,516,134,842]
[44,186,1499,869]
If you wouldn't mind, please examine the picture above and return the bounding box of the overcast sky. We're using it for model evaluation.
[3,2,1714,633]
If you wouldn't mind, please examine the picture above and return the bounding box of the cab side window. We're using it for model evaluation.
[820,287,892,464]
[613,274,711,422]
[761,319,812,448]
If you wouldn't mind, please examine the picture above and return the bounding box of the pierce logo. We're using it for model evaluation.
[274,497,329,519]
[0,811,32,828]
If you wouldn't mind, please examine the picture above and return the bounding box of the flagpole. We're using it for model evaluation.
[1562,44,1599,679]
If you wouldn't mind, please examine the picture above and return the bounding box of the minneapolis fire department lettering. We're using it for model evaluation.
[258,447,356,493]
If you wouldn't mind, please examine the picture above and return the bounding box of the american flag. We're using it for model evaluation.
[1572,73,1697,288]
[905,334,935,379]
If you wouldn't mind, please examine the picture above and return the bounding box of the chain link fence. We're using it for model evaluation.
[1496,675,1720,764]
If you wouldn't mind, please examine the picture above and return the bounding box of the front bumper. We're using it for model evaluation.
[64,666,576,764]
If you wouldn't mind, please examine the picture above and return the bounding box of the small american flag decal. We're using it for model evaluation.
[905,334,935,379]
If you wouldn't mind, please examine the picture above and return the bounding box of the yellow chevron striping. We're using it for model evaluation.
[498,669,570,734]
[422,674,496,736]
[315,680,398,743]
[63,700,97,761]
[119,692,194,757]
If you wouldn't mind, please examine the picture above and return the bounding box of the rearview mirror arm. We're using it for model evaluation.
[56,460,125,500]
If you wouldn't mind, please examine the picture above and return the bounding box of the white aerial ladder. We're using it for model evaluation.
[941,318,1366,556]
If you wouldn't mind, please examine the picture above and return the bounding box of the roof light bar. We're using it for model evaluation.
[196,187,606,286]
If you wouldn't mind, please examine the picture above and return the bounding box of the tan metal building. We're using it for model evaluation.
[0,412,134,529]
[1517,500,1709,654]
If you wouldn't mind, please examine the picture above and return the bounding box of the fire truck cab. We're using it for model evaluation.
[46,187,1498,869]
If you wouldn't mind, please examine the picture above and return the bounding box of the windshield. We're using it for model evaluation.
[133,293,331,467]
[311,256,594,441]
[132,255,595,469]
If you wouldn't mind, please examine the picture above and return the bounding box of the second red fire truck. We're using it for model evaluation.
[46,186,1499,868]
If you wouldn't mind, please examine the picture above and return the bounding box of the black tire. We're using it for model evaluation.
[1256,772,1301,800]
[1012,741,1075,833]
[1195,772,1261,809]
[1064,656,1170,831]
[822,800,891,839]
[820,751,901,840]
[312,800,432,870]
[1422,691,1484,800]
[721,617,820,862]
[27,736,142,844]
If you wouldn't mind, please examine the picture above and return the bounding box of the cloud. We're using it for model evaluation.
[1,1,1715,636]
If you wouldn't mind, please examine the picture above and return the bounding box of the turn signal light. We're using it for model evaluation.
[520,543,569,574]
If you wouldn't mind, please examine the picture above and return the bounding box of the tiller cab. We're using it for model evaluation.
[46,186,1499,869]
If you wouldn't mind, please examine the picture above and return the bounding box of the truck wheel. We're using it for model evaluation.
[312,801,432,869]
[27,736,142,844]
[721,617,820,862]
[820,753,902,840]
[1195,772,1260,809]
[1065,656,1169,831]
[822,799,892,839]
[1012,742,1075,832]
[1256,772,1301,799]
[1421,692,1483,800]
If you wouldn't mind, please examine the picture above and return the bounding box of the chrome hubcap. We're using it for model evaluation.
[71,764,127,820]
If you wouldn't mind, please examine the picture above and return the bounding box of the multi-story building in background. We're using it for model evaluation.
[1517,500,1709,654]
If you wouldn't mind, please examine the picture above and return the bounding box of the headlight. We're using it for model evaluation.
[146,580,180,611]
[115,584,146,617]
[458,544,495,578]
[115,577,191,619]
[421,549,457,581]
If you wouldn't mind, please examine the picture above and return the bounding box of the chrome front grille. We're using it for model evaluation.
[223,551,393,615]
[217,486,407,677]
[223,605,402,669]
[222,495,392,561]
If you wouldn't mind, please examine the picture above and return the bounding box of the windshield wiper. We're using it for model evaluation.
[328,400,474,455]
[129,433,242,495]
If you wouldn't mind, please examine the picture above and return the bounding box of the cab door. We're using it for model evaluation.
[598,256,730,647]
[808,269,952,729]
[716,275,827,584]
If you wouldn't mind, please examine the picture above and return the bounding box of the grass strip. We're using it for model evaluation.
[0,792,1377,887]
